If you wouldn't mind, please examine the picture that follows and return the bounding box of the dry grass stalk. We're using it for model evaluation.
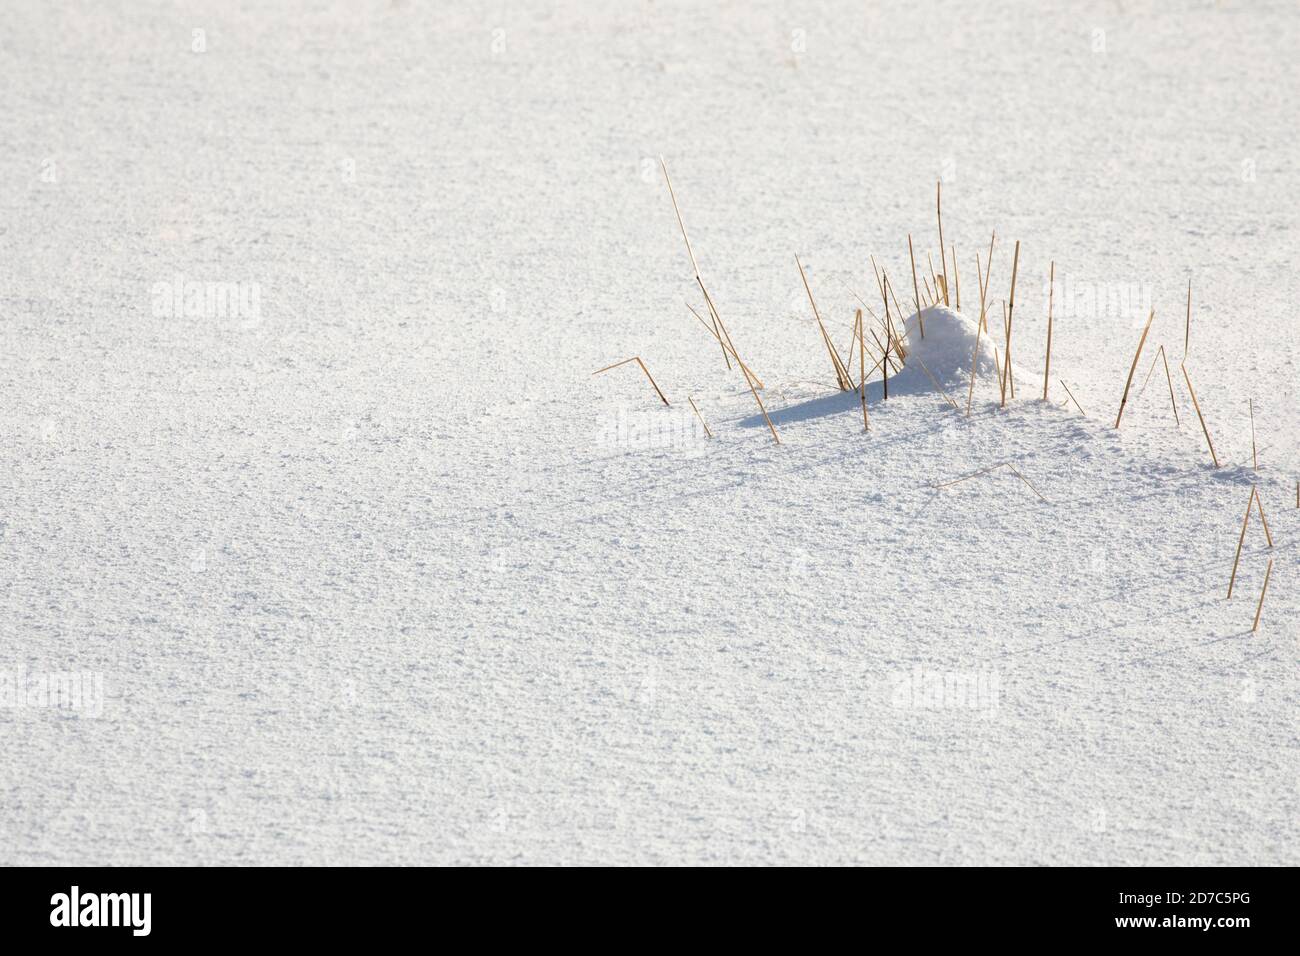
[907,234,926,338]
[1002,240,1021,406]
[1253,488,1273,547]
[910,352,961,410]
[871,328,891,399]
[659,157,701,278]
[937,181,949,306]
[932,461,1050,504]
[1249,399,1257,470]
[1184,279,1191,361]
[681,300,759,387]
[593,356,670,405]
[1042,260,1055,401]
[661,161,770,406]
[1140,350,1162,393]
[712,313,731,369]
[980,231,996,331]
[886,271,908,336]
[1060,380,1086,415]
[1226,486,1256,599]
[1180,363,1219,467]
[1114,308,1156,428]
[966,250,988,416]
[999,301,1013,404]
[686,302,740,376]
[797,255,853,391]
[857,308,869,431]
[1159,347,1179,425]
[697,283,779,444]
[951,245,960,311]
[687,396,713,438]
[1252,559,1274,631]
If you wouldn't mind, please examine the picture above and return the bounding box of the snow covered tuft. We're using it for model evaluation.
[894,305,1026,393]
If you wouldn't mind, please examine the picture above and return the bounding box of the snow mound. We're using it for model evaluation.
[889,304,1029,395]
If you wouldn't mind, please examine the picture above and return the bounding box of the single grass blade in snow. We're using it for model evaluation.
[660,157,701,279]
[1252,559,1274,632]
[965,251,987,416]
[1160,347,1179,425]
[1253,487,1273,547]
[1042,260,1055,401]
[871,328,891,399]
[1060,380,1087,415]
[1181,363,1220,467]
[1003,240,1021,406]
[697,280,764,389]
[685,301,761,388]
[1226,486,1256,599]
[797,255,852,391]
[937,181,949,306]
[932,461,1050,504]
[951,244,960,311]
[908,234,926,338]
[980,231,996,332]
[857,308,869,431]
[712,313,731,369]
[687,396,713,439]
[593,356,671,406]
[999,301,1011,405]
[1249,398,1258,470]
[700,292,778,446]
[1114,308,1156,428]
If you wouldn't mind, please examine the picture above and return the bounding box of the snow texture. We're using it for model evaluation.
[1,1,1297,865]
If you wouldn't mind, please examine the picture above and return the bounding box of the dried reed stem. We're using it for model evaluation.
[907,234,926,338]
[1002,240,1021,407]
[1252,559,1274,631]
[966,250,988,417]
[1249,399,1257,470]
[1226,486,1255,599]
[857,308,869,431]
[1114,307,1156,428]
[937,181,949,306]
[1253,488,1273,547]
[688,294,764,389]
[1159,347,1179,426]
[932,461,1049,504]
[1042,260,1055,401]
[593,356,670,405]
[981,231,996,331]
[659,157,701,278]
[1181,363,1219,467]
[687,396,713,438]
[1060,380,1086,415]
[951,245,960,311]
[797,255,852,390]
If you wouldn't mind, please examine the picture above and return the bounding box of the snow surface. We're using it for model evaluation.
[2,1,1297,865]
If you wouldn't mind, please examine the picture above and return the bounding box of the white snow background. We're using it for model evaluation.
[2,1,1297,865]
